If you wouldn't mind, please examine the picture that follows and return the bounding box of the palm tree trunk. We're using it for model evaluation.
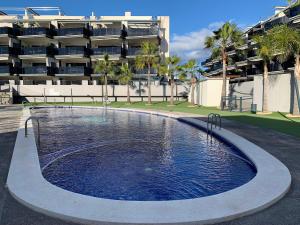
[220,55,227,108]
[104,74,108,103]
[191,77,195,105]
[170,77,174,105]
[127,83,130,104]
[292,54,300,115]
[262,62,269,113]
[147,63,151,104]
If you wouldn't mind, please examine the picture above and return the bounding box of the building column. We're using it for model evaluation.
[9,80,15,86]
[19,80,24,85]
[82,80,89,85]
[93,80,97,85]
[46,80,52,85]
[56,80,61,85]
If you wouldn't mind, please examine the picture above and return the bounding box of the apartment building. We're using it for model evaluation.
[202,3,300,81]
[0,7,169,86]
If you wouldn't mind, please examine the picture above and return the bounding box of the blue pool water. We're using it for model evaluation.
[32,108,256,201]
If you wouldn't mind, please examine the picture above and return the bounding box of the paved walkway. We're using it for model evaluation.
[0,106,299,225]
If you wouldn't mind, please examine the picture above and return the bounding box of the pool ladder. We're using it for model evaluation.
[207,113,222,140]
[25,116,40,147]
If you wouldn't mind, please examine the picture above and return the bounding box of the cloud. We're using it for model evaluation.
[170,22,224,62]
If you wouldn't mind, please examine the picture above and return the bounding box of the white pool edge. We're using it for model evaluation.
[6,106,291,225]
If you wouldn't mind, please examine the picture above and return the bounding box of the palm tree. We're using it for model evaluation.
[135,42,159,104]
[118,64,133,104]
[253,33,276,113]
[179,59,199,106]
[204,22,244,107]
[270,25,300,115]
[94,54,114,104]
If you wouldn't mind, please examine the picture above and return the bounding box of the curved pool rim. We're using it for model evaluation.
[7,106,291,225]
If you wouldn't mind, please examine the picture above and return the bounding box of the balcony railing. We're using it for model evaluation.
[56,28,89,37]
[57,66,89,75]
[91,28,121,36]
[0,66,12,74]
[22,66,50,75]
[92,47,121,55]
[20,47,55,56]
[264,16,289,30]
[21,28,53,37]
[289,4,300,18]
[127,47,141,56]
[0,46,10,55]
[134,68,157,74]
[57,47,88,56]
[0,27,13,36]
[127,27,159,36]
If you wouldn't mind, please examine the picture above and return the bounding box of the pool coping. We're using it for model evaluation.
[6,106,291,225]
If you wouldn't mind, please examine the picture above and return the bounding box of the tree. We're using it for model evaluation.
[179,59,199,106]
[118,64,133,104]
[204,22,244,107]
[135,42,159,104]
[94,54,114,105]
[253,33,276,113]
[158,56,181,106]
[270,25,300,115]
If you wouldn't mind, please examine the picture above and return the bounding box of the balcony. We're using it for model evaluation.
[0,46,12,56]
[236,59,249,67]
[227,50,236,56]
[20,66,53,76]
[289,4,300,18]
[133,68,157,77]
[126,47,141,57]
[56,47,89,59]
[19,47,55,59]
[0,27,14,37]
[19,28,53,38]
[126,27,160,39]
[0,65,13,76]
[56,66,90,76]
[201,59,213,67]
[91,47,122,60]
[55,28,89,38]
[264,16,289,30]
[91,28,123,40]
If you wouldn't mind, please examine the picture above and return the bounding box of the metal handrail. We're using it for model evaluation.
[25,116,40,146]
[207,113,222,140]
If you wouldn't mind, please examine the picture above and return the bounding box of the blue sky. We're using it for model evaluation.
[1,0,289,60]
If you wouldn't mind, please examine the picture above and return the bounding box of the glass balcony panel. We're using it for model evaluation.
[264,16,289,30]
[56,28,87,36]
[0,27,11,35]
[57,47,86,55]
[57,66,86,74]
[289,5,300,17]
[92,28,121,36]
[92,47,121,55]
[22,28,51,36]
[127,47,141,56]
[134,68,157,74]
[0,66,11,73]
[21,47,47,55]
[127,27,159,36]
[23,66,48,74]
[0,46,10,55]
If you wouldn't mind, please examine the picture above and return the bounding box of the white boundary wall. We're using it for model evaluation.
[11,84,189,103]
[189,78,229,107]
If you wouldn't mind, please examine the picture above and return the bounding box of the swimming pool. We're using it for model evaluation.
[7,106,291,225]
[32,107,256,201]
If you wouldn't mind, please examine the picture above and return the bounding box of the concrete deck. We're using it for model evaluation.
[0,106,299,225]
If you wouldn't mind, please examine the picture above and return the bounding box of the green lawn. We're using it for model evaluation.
[25,101,300,138]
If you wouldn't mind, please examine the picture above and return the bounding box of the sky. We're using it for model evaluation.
[1,0,289,61]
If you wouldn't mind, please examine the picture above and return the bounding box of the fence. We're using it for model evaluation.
[221,95,254,112]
